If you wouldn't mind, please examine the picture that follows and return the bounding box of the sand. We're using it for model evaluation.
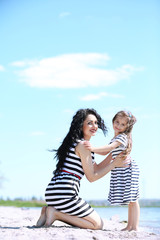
[0,206,159,240]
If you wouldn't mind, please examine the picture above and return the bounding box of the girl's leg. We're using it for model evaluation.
[121,203,133,231]
[121,201,140,231]
[44,206,103,230]
[130,200,140,231]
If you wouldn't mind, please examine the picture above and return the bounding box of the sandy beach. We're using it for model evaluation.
[0,206,159,240]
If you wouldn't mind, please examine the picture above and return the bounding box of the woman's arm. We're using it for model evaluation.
[76,142,125,183]
[93,153,112,172]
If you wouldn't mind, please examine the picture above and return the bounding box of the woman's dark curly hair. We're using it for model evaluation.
[53,108,107,175]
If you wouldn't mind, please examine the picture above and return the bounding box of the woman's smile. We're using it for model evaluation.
[83,114,98,140]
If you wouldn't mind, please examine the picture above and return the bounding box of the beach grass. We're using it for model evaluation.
[0,199,160,208]
[0,199,46,208]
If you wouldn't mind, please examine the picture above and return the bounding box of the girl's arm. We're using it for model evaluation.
[76,142,126,182]
[94,151,110,156]
[84,140,121,154]
[83,141,110,155]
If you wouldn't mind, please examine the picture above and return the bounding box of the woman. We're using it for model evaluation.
[36,108,129,229]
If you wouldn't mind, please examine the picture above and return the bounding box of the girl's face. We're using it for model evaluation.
[82,114,98,140]
[113,116,128,136]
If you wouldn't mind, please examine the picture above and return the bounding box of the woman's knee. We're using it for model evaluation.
[93,218,103,230]
[84,211,103,230]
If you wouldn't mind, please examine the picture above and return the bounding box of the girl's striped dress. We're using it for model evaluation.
[45,142,95,217]
[108,133,140,205]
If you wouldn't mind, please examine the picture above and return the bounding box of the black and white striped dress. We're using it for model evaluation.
[108,133,140,205]
[45,142,95,217]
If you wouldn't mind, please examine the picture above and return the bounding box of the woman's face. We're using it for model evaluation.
[82,114,98,140]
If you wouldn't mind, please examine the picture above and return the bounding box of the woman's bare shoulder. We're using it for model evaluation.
[76,140,85,150]
[77,140,91,154]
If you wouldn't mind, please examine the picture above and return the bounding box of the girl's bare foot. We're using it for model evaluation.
[36,206,47,227]
[121,226,132,231]
[129,227,138,231]
[44,206,57,227]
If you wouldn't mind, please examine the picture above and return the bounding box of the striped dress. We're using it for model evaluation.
[45,141,95,217]
[108,133,140,205]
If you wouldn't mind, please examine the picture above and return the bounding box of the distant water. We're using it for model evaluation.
[95,206,160,234]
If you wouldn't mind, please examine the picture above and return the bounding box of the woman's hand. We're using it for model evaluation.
[113,153,131,168]
[83,141,93,151]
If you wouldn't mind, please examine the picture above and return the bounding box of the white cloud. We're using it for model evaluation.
[81,92,124,101]
[11,60,38,67]
[59,12,71,18]
[0,65,5,71]
[12,53,143,88]
[11,61,27,67]
[30,131,45,136]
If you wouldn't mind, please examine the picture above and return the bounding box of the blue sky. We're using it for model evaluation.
[0,0,159,201]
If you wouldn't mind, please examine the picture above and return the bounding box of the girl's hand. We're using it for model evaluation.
[113,153,131,168]
[83,141,93,151]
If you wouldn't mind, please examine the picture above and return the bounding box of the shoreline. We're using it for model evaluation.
[0,206,159,240]
[1,198,160,208]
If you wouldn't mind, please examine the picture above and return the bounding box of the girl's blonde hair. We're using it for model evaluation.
[112,111,137,156]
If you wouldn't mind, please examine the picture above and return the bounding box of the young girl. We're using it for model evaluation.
[84,110,140,231]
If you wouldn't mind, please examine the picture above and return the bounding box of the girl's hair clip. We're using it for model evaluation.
[127,111,132,118]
